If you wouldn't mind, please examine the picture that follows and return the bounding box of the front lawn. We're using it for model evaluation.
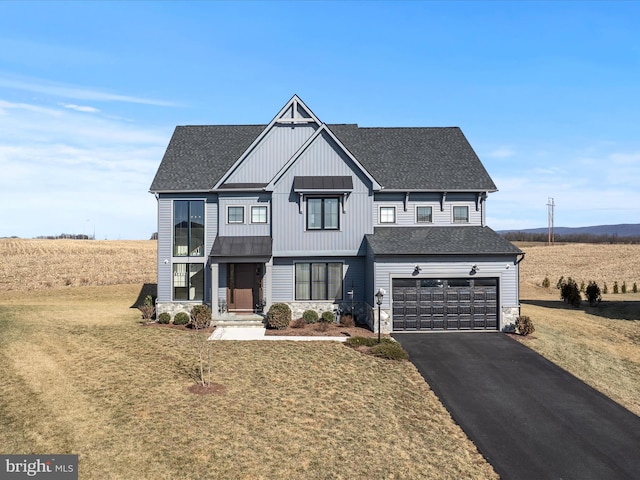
[0,284,496,479]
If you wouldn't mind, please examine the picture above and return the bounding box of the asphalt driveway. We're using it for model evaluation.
[392,333,640,480]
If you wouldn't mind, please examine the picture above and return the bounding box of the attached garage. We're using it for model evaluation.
[392,278,498,331]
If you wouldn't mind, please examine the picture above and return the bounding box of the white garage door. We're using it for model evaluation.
[392,278,498,331]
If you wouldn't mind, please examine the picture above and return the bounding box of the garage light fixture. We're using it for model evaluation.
[470,264,479,275]
[413,265,422,274]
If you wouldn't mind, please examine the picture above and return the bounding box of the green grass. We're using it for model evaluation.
[0,285,496,479]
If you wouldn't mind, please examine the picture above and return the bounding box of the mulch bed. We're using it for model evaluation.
[187,383,226,395]
[264,323,377,337]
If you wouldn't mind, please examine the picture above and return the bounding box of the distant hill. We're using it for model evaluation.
[498,224,640,237]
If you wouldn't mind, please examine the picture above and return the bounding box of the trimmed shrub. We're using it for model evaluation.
[613,281,619,294]
[579,281,586,293]
[370,342,409,361]
[302,310,319,324]
[190,304,212,329]
[290,318,306,329]
[622,281,627,294]
[158,312,171,324]
[266,303,291,330]
[542,276,551,289]
[515,316,535,336]
[174,312,190,325]
[585,281,602,306]
[556,276,564,290]
[138,294,155,321]
[320,311,335,323]
[340,314,355,327]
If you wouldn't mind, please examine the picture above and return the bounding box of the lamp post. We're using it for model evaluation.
[375,288,385,344]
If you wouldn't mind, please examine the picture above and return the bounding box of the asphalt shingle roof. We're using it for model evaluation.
[150,123,497,192]
[210,236,272,257]
[365,226,523,255]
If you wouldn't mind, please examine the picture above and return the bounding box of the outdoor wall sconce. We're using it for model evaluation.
[413,265,422,274]
[470,264,479,275]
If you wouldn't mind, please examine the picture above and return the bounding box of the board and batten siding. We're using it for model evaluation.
[271,131,374,255]
[224,124,318,184]
[271,257,366,304]
[371,255,519,313]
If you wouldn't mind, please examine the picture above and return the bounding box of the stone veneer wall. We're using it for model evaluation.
[156,301,204,321]
[284,302,368,324]
[501,306,520,332]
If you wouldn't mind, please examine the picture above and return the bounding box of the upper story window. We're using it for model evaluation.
[453,206,469,223]
[379,206,396,224]
[416,206,433,223]
[174,200,204,257]
[307,197,339,230]
[251,206,268,224]
[227,206,245,224]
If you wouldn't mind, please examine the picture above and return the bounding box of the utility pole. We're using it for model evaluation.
[547,198,555,246]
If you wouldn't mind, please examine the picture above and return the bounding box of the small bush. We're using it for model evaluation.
[542,276,550,289]
[315,322,330,332]
[174,312,190,325]
[556,276,564,290]
[613,281,619,294]
[190,304,212,329]
[266,303,291,330]
[340,314,355,327]
[370,342,409,361]
[320,311,335,323]
[579,281,586,293]
[302,310,319,324]
[585,281,602,306]
[346,336,395,348]
[158,312,171,324]
[560,277,581,307]
[138,295,155,321]
[290,318,306,329]
[622,281,627,294]
[603,282,608,294]
[515,316,535,336]
[633,282,638,293]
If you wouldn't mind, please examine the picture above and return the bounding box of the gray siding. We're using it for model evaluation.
[157,197,173,301]
[271,256,366,303]
[371,255,519,328]
[271,131,374,255]
[218,193,272,237]
[225,124,318,184]
[373,192,482,226]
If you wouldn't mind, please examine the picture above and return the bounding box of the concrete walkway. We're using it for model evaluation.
[393,333,640,480]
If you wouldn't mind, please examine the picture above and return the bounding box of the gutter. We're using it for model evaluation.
[515,253,525,265]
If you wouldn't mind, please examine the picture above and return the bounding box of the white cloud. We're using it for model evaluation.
[0,75,179,107]
[485,147,516,159]
[61,103,100,113]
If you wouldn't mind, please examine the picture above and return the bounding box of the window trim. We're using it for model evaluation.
[294,261,344,301]
[453,205,469,223]
[172,262,205,301]
[173,199,205,257]
[306,196,340,231]
[226,205,245,224]
[379,206,396,224]
[416,205,433,224]
[251,205,268,224]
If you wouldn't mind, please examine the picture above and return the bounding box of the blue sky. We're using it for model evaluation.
[1,1,638,239]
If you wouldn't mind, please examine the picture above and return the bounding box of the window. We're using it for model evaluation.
[379,206,396,224]
[416,206,433,223]
[173,263,204,300]
[307,197,339,230]
[295,262,343,300]
[453,206,469,223]
[227,206,244,224]
[251,206,268,224]
[174,200,204,257]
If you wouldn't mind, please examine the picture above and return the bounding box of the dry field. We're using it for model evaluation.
[0,238,156,291]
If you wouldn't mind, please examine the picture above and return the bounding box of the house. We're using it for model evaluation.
[149,95,523,333]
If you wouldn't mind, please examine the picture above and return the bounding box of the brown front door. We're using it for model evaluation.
[227,264,259,312]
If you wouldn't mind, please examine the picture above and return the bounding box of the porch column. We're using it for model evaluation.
[210,262,219,318]
[264,259,273,313]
